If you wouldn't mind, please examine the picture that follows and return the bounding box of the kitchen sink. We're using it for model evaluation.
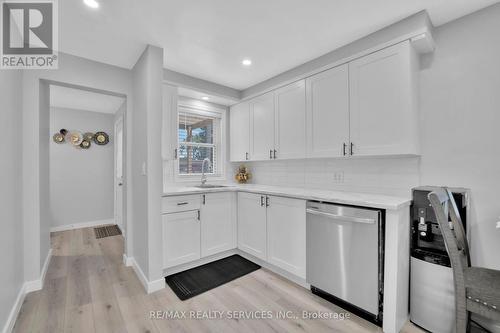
[194,184,228,189]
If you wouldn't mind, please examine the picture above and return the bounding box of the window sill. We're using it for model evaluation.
[174,175,227,183]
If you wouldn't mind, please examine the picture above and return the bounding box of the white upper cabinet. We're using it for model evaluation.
[250,92,275,161]
[274,80,307,160]
[229,41,419,160]
[306,64,350,158]
[229,101,250,162]
[200,192,236,257]
[349,41,419,156]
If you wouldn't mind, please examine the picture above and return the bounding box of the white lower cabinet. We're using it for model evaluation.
[163,210,201,268]
[200,192,236,257]
[267,196,306,278]
[237,192,267,260]
[162,193,236,269]
[237,192,306,278]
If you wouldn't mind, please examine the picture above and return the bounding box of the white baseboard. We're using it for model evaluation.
[129,257,165,294]
[50,219,115,232]
[116,223,125,237]
[236,250,309,289]
[2,283,26,333]
[123,253,133,267]
[4,249,53,333]
[25,248,52,293]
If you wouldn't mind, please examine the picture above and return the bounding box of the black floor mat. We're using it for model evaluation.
[94,225,122,239]
[165,255,260,300]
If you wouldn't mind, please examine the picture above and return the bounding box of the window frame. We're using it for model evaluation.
[174,99,227,182]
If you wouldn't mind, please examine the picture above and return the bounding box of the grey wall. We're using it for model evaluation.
[420,3,500,270]
[0,70,23,330]
[132,48,150,277]
[132,45,164,281]
[49,107,115,228]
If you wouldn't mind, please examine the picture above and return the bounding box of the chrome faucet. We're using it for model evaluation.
[201,158,211,185]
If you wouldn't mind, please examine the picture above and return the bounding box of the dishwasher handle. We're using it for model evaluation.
[306,208,377,224]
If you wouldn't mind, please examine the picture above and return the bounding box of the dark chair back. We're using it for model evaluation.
[428,187,471,333]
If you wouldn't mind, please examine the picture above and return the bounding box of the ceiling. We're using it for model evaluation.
[50,85,125,114]
[60,0,499,90]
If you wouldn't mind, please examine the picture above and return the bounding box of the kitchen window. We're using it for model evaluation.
[176,102,225,178]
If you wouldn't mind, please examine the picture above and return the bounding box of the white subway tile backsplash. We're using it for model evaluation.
[230,156,420,198]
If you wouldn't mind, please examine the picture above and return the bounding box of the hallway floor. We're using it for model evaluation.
[13,227,423,333]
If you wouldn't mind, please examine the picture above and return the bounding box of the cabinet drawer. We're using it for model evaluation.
[162,195,201,214]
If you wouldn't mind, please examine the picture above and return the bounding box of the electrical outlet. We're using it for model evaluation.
[333,171,344,183]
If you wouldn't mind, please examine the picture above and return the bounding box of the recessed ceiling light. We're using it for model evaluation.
[242,58,252,66]
[83,0,99,9]
[202,96,209,101]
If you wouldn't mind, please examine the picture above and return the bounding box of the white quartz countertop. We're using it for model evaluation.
[163,184,411,210]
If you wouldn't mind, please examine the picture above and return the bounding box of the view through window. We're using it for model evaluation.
[178,108,220,175]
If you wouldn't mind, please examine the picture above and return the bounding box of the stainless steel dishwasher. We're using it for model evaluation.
[306,201,384,324]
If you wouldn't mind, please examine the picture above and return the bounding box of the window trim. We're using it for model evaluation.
[174,99,227,182]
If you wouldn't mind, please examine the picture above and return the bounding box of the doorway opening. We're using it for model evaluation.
[47,83,127,242]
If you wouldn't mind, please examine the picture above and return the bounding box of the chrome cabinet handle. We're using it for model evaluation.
[269,149,273,159]
[174,148,178,159]
[197,210,200,220]
[202,194,206,205]
[350,142,354,156]
[265,196,270,207]
[176,202,188,206]
[273,150,277,159]
[245,152,249,160]
[260,196,264,207]
[343,143,347,156]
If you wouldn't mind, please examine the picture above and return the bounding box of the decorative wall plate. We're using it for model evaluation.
[83,132,95,141]
[80,140,91,149]
[65,131,83,146]
[93,132,109,145]
[53,133,65,144]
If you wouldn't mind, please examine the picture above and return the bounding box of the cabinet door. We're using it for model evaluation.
[237,192,267,260]
[306,64,350,158]
[229,101,250,162]
[162,210,200,268]
[201,192,236,257]
[250,92,275,161]
[349,41,419,156]
[267,196,306,278]
[274,80,306,160]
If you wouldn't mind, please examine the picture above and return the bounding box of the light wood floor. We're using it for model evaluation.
[13,227,424,333]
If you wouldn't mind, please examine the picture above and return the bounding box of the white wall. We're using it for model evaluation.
[49,107,115,229]
[22,52,133,282]
[420,3,500,270]
[0,70,24,332]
